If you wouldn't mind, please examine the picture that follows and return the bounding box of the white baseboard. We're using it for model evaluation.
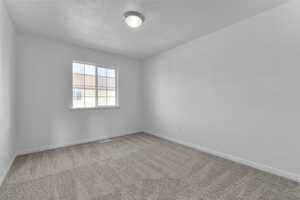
[18,132,141,156]
[0,153,17,187]
[146,131,300,183]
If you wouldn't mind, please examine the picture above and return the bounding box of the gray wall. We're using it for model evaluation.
[15,33,143,153]
[0,0,16,182]
[143,0,300,177]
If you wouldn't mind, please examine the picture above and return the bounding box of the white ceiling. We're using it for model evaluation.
[6,0,289,59]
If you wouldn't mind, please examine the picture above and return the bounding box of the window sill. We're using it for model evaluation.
[70,105,120,110]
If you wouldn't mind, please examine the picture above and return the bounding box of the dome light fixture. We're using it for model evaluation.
[123,11,145,28]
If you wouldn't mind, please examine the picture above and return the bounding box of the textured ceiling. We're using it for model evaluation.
[6,0,289,59]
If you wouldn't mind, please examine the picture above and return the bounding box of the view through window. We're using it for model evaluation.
[72,62,117,108]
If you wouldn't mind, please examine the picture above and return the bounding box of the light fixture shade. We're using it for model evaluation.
[123,11,145,28]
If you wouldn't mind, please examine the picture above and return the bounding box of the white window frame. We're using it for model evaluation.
[71,60,119,110]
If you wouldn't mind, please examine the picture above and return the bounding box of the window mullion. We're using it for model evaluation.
[95,66,98,107]
[84,64,85,106]
[106,72,108,105]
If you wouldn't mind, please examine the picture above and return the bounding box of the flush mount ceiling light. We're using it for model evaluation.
[123,11,145,28]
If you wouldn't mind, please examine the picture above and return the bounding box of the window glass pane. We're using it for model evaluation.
[85,64,96,75]
[98,76,107,88]
[84,89,96,97]
[107,90,115,97]
[73,95,84,108]
[73,99,85,108]
[107,77,115,88]
[85,75,96,88]
[98,89,107,97]
[98,97,107,106]
[85,65,96,88]
[73,88,84,99]
[107,97,116,105]
[73,63,84,74]
[73,74,84,87]
[85,97,96,107]
[97,67,107,77]
[107,69,115,77]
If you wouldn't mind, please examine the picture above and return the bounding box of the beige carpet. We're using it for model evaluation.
[0,133,299,200]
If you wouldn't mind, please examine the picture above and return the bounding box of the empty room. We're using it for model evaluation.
[0,0,300,199]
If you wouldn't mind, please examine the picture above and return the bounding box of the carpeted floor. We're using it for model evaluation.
[0,133,299,200]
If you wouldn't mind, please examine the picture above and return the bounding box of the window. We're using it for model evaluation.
[72,61,118,108]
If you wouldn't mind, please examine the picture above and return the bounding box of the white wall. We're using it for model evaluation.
[143,0,300,178]
[15,33,143,153]
[0,0,16,183]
